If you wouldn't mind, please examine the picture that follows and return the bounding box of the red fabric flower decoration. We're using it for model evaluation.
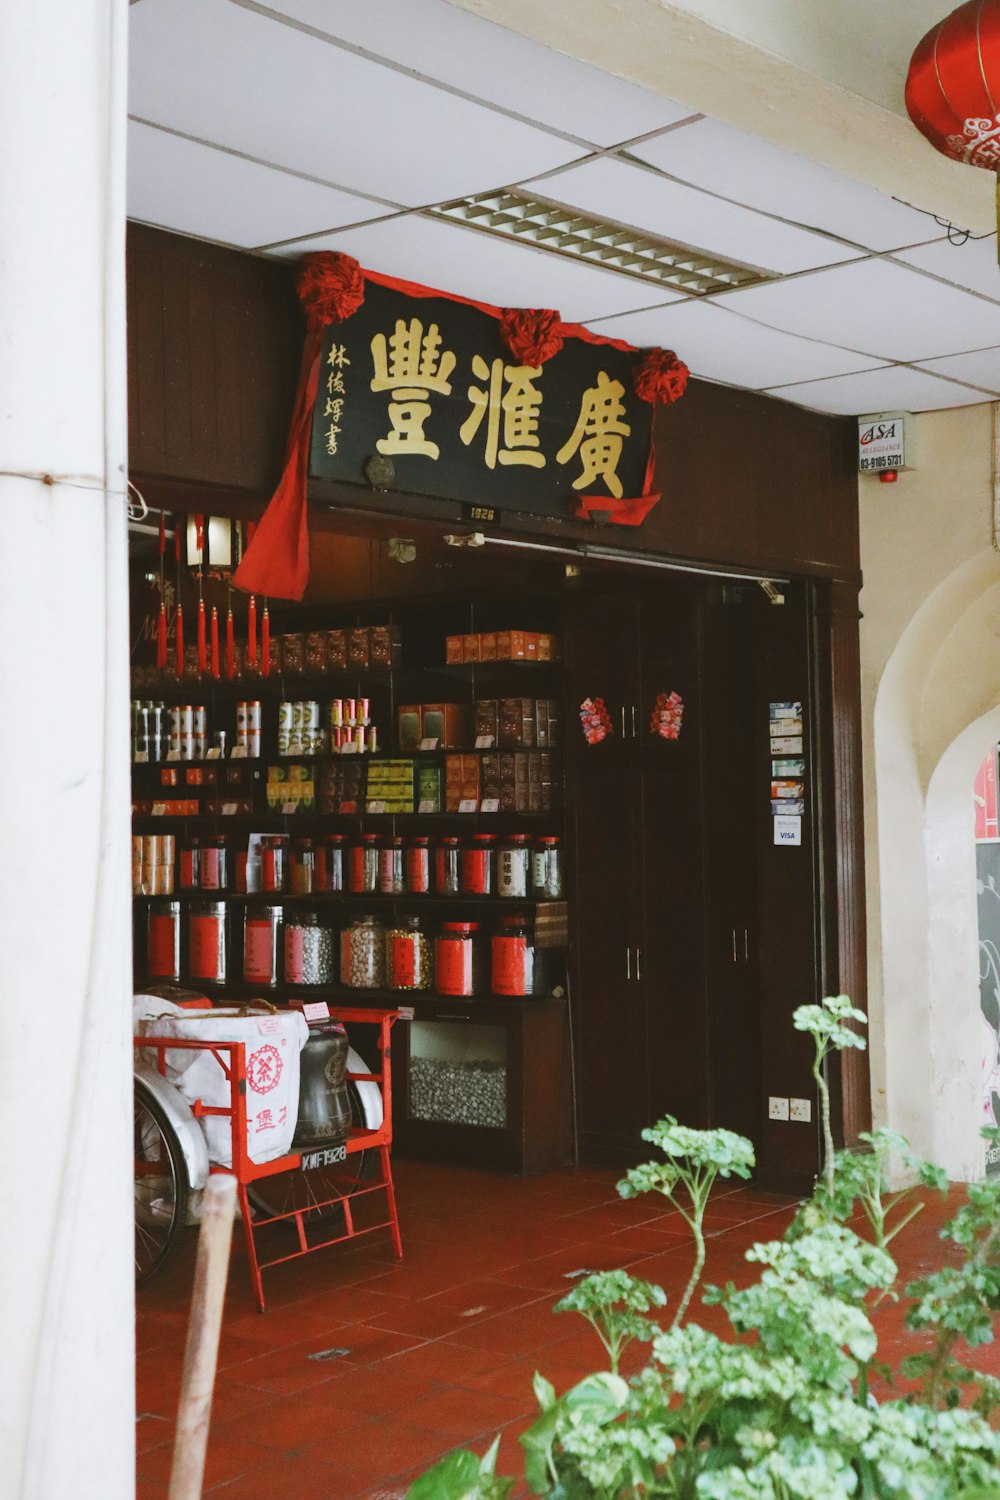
[297,251,365,329]
[580,696,614,746]
[634,347,689,405]
[650,691,684,741]
[500,307,564,366]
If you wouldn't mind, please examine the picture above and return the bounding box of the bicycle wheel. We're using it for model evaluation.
[134,1080,189,1283]
[246,1081,373,1229]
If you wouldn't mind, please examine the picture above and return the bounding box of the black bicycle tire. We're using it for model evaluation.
[134,1079,189,1284]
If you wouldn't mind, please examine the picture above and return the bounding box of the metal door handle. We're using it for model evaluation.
[732,929,738,963]
[631,705,637,738]
[635,946,642,981]
[626,946,631,981]
[743,929,749,962]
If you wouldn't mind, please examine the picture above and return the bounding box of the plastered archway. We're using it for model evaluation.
[871,550,1000,1179]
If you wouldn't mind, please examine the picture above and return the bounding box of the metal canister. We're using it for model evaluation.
[178,835,201,890]
[278,700,294,731]
[462,834,497,896]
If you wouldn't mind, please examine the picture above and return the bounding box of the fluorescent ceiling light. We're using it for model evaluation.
[428,189,776,296]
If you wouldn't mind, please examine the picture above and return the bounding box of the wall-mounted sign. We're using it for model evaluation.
[858,414,905,474]
[308,279,653,521]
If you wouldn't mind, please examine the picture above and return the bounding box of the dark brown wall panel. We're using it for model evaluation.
[127,223,300,496]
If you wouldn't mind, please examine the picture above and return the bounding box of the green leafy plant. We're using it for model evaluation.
[409,996,1000,1500]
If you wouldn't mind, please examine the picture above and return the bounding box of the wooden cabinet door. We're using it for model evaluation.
[636,581,712,1130]
[563,587,647,1158]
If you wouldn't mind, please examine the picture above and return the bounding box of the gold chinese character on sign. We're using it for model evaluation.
[328,344,350,370]
[459,356,545,470]
[370,318,456,459]
[326,424,341,456]
[557,371,631,497]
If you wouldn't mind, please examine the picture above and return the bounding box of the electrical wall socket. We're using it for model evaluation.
[789,1097,812,1123]
[768,1096,790,1121]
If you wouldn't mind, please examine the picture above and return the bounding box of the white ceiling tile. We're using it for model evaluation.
[128,0,582,208]
[522,157,863,276]
[127,121,393,246]
[767,365,991,417]
[717,258,1000,362]
[272,213,682,322]
[629,118,941,253]
[915,347,1000,395]
[586,300,884,388]
[257,0,694,146]
[893,236,1000,304]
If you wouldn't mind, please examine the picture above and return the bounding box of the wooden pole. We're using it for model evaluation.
[168,1176,238,1500]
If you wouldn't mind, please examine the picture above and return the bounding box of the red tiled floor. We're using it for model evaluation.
[135,1160,999,1498]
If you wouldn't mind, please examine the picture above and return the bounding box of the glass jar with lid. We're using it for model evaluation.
[284,910,336,986]
[290,837,317,894]
[379,835,405,895]
[491,912,535,997]
[435,836,461,895]
[348,832,379,893]
[461,834,497,895]
[243,904,283,986]
[178,835,201,891]
[497,834,532,899]
[406,836,431,894]
[147,899,182,982]
[260,835,286,893]
[532,835,563,899]
[385,914,433,991]
[319,833,345,893]
[199,835,230,892]
[188,900,229,985]
[435,921,486,997]
[340,912,386,989]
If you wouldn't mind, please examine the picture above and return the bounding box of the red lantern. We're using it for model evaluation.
[906,1,1000,250]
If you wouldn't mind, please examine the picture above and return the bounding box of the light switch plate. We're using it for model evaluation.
[789,1097,812,1123]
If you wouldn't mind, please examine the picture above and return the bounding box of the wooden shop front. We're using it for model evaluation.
[127,223,867,1193]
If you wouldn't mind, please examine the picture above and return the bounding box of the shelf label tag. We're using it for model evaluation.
[165,750,181,762]
[222,802,239,816]
[231,745,247,759]
[133,751,149,764]
[458,798,478,813]
[417,798,438,814]
[302,1001,331,1022]
[480,797,500,813]
[366,799,387,814]
[419,736,440,751]
[474,734,495,749]
[281,800,298,815]
[341,799,358,813]
[397,1005,416,1021]
[205,747,222,760]
[151,801,168,817]
[340,741,358,755]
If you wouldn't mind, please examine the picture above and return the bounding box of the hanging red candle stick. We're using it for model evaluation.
[211,605,220,680]
[225,599,235,680]
[196,515,208,675]
[247,593,258,669]
[174,516,185,679]
[156,510,168,670]
[261,601,271,678]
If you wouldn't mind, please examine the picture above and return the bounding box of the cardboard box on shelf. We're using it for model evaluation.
[326,629,348,670]
[348,627,370,669]
[462,634,481,662]
[445,635,464,665]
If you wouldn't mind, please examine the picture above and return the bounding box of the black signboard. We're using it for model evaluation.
[308,278,652,520]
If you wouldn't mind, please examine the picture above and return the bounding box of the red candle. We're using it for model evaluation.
[197,597,207,676]
[175,603,184,678]
[247,594,257,668]
[210,605,220,680]
[225,608,235,680]
[156,602,167,670]
[261,606,271,678]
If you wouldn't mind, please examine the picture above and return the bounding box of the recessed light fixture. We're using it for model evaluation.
[428,189,776,296]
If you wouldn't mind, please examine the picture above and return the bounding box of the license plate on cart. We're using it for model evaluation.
[299,1143,348,1171]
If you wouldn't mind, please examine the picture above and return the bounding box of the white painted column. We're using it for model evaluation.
[0,3,133,1498]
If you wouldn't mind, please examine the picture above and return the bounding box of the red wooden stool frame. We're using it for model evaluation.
[135,1007,402,1310]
